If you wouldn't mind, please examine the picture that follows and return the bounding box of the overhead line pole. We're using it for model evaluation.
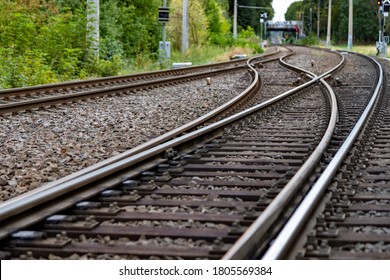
[182,0,189,53]
[86,0,99,58]
[233,2,272,40]
[317,0,320,39]
[326,0,332,47]
[233,0,238,39]
[348,0,353,50]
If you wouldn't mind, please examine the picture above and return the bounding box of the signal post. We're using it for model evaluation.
[377,0,390,57]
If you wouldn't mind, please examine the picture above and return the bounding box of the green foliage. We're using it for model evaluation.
[0,48,58,88]
[201,0,231,46]
[285,1,303,21]
[333,0,377,43]
[168,0,209,51]
[298,35,319,46]
[0,0,263,89]
[291,0,379,44]
[235,26,263,53]
[209,33,234,47]
[0,0,87,87]
[86,55,123,77]
[116,1,161,57]
[228,0,274,34]
[0,0,162,89]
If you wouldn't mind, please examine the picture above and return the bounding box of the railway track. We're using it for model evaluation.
[2,45,338,257]
[0,47,294,204]
[263,56,389,260]
[1,46,385,260]
[0,48,282,114]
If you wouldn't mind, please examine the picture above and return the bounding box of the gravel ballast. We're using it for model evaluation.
[0,71,247,201]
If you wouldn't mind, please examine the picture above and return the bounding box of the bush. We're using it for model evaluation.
[0,48,58,88]
[299,36,320,46]
[85,55,124,77]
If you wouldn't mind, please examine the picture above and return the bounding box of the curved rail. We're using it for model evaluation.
[0,47,336,243]
[0,66,247,114]
[222,50,344,260]
[0,57,263,224]
[0,47,332,241]
[262,53,384,260]
[0,48,280,98]
[0,53,285,206]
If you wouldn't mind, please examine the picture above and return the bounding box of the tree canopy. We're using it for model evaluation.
[0,0,269,89]
[285,0,380,43]
[285,1,303,21]
[228,0,274,34]
[0,0,385,90]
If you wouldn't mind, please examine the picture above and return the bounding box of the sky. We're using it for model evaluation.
[273,0,300,21]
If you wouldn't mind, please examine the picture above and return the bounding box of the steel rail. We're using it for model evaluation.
[0,57,261,223]
[222,51,344,260]
[262,53,384,260]
[0,48,333,240]
[0,53,285,202]
[0,51,285,114]
[0,60,247,97]
[0,66,246,113]
[0,48,280,97]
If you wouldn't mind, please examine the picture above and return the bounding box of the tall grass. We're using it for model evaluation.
[120,44,260,75]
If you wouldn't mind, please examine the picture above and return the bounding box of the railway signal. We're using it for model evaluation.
[159,2,170,67]
[158,7,169,22]
[384,0,390,13]
[259,13,267,45]
[377,0,389,57]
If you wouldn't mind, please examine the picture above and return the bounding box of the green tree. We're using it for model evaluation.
[292,0,379,43]
[117,0,161,58]
[285,1,303,21]
[0,0,84,87]
[228,0,274,34]
[201,0,231,45]
[168,0,209,50]
[334,0,377,43]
